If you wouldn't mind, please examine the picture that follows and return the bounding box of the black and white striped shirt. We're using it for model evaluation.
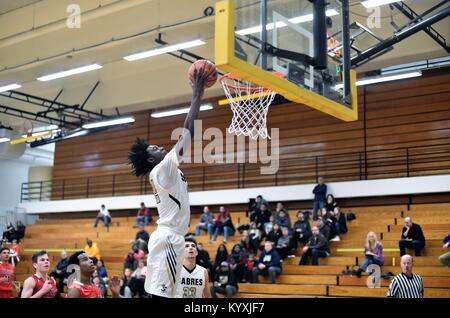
[387,272,424,298]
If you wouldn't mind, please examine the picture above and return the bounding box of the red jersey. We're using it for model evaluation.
[0,262,14,291]
[31,275,58,298]
[68,281,103,298]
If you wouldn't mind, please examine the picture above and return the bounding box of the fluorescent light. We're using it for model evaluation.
[236,9,339,36]
[66,130,88,139]
[151,104,213,118]
[37,64,102,81]
[0,83,21,93]
[82,116,135,129]
[124,40,206,61]
[334,71,422,89]
[361,0,401,9]
[0,137,10,143]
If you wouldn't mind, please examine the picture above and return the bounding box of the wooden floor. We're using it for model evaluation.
[12,202,450,298]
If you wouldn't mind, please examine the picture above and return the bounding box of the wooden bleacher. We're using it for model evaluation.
[12,203,450,298]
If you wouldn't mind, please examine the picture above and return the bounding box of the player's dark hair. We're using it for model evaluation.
[0,247,10,254]
[128,138,156,177]
[68,251,85,266]
[185,237,198,248]
[32,250,48,264]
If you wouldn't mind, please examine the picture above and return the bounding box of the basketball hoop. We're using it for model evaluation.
[220,73,276,140]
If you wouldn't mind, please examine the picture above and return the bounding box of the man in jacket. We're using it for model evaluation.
[252,241,282,283]
[399,217,426,256]
[299,226,330,266]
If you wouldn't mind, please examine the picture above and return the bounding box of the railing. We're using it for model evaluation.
[20,142,450,202]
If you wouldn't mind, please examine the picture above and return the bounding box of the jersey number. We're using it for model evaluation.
[183,287,196,298]
[149,179,160,204]
[180,172,187,182]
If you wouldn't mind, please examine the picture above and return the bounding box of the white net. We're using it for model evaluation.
[221,75,276,140]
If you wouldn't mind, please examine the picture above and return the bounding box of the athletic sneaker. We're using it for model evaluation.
[330,236,340,241]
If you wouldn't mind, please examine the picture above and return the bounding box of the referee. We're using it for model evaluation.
[387,254,424,298]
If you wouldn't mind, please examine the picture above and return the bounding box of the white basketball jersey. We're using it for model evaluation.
[149,148,190,235]
[178,264,207,298]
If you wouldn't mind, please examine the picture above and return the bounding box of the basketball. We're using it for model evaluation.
[188,59,218,88]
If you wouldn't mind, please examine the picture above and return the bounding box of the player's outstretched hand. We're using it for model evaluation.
[109,276,121,298]
[190,65,210,96]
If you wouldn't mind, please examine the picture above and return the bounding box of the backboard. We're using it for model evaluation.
[215,0,358,121]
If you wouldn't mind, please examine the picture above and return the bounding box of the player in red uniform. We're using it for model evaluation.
[0,247,15,298]
[21,250,59,298]
[66,251,120,298]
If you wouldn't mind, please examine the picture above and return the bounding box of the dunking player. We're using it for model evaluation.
[128,66,211,298]
[178,237,210,298]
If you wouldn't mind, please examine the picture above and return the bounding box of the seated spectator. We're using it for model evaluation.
[275,202,290,223]
[214,244,229,274]
[266,223,282,246]
[211,206,235,243]
[253,204,272,232]
[439,233,450,267]
[195,206,215,238]
[124,249,136,271]
[94,204,111,228]
[399,217,426,256]
[299,226,330,266]
[263,215,275,237]
[248,222,262,250]
[50,250,69,294]
[249,195,269,216]
[353,232,384,277]
[135,225,150,244]
[135,202,152,227]
[238,230,258,256]
[228,244,247,283]
[97,259,109,284]
[243,254,256,283]
[15,221,26,241]
[322,208,339,241]
[275,210,292,234]
[276,227,293,259]
[252,241,282,284]
[92,270,107,297]
[196,242,212,273]
[120,268,135,298]
[84,239,101,264]
[316,218,331,241]
[9,239,21,266]
[2,223,15,243]
[325,194,337,213]
[293,211,312,249]
[210,261,238,298]
[132,260,148,298]
[334,207,348,235]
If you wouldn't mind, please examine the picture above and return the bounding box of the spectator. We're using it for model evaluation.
[14,221,26,242]
[249,195,269,214]
[210,261,238,298]
[97,260,109,285]
[299,226,330,266]
[239,230,258,256]
[312,177,327,221]
[2,223,15,243]
[325,194,337,213]
[124,249,136,271]
[132,259,148,298]
[263,215,275,236]
[84,239,101,264]
[196,243,212,273]
[119,268,135,298]
[228,244,247,283]
[252,241,282,284]
[275,203,290,223]
[387,254,423,298]
[316,218,331,241]
[214,244,229,273]
[275,210,292,234]
[248,222,262,251]
[322,208,339,241]
[0,247,15,298]
[195,206,215,238]
[276,227,293,259]
[439,233,450,267]
[253,203,272,231]
[399,217,426,256]
[135,225,150,244]
[94,204,111,228]
[211,206,235,243]
[293,211,312,249]
[243,254,256,283]
[334,207,348,235]
[50,250,69,294]
[353,232,384,277]
[266,223,282,246]
[92,270,107,297]
[135,202,152,227]
[9,239,21,266]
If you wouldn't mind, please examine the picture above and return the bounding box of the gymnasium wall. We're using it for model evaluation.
[51,67,450,198]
